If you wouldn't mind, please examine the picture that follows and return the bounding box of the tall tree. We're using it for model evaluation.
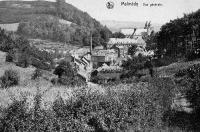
[56,0,65,17]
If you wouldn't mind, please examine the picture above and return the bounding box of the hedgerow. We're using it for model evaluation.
[0,69,20,88]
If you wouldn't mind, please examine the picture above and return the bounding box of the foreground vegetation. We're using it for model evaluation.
[0,77,177,131]
[1,53,200,131]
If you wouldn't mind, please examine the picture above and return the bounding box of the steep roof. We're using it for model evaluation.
[109,38,137,44]
[108,38,146,45]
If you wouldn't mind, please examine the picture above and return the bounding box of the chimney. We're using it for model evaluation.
[90,32,92,55]
[130,28,137,39]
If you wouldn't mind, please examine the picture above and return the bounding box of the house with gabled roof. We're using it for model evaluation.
[107,37,146,58]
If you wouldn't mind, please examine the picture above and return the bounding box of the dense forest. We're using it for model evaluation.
[0,0,112,47]
[155,9,200,59]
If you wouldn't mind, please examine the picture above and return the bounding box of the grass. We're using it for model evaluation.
[0,63,35,85]
[29,39,80,54]
[137,59,200,79]
[156,59,200,77]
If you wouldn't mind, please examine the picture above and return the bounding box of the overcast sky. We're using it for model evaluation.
[2,0,200,24]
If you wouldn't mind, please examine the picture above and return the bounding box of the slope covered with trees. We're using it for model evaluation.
[0,0,111,47]
[0,27,54,70]
[155,9,200,59]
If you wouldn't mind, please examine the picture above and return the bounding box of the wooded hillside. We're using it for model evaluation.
[0,0,111,46]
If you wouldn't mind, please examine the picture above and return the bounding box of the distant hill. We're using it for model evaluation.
[0,0,96,28]
[101,20,162,33]
[0,1,111,46]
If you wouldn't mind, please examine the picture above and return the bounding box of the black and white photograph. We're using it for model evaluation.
[0,0,200,131]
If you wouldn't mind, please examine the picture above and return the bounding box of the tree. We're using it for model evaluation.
[0,69,20,88]
[56,0,65,17]
[145,31,158,51]
[100,27,111,48]
[128,45,137,56]
[155,9,200,58]
[53,60,84,86]
[92,30,101,47]
[121,54,147,78]
[53,60,75,78]
[112,32,125,38]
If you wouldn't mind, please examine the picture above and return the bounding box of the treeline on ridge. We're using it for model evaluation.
[17,16,111,47]
[156,9,200,59]
[0,0,112,47]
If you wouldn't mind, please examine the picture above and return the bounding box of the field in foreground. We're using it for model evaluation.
[1,60,200,131]
[0,77,180,131]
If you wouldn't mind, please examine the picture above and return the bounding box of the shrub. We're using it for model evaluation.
[53,61,85,86]
[186,51,199,61]
[16,53,31,68]
[175,64,200,78]
[54,60,75,78]
[5,52,13,62]
[121,55,148,78]
[174,69,188,77]
[0,69,20,88]
[0,98,29,131]
[31,57,51,71]
[31,68,43,80]
[51,78,59,85]
[182,64,200,112]
[168,63,200,130]
[0,90,59,131]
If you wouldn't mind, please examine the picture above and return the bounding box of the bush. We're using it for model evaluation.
[182,64,200,112]
[174,69,188,77]
[5,52,13,62]
[168,64,200,130]
[31,68,43,80]
[186,51,199,61]
[31,57,51,71]
[0,69,20,88]
[16,53,31,68]
[0,90,60,131]
[53,61,85,86]
[121,55,148,78]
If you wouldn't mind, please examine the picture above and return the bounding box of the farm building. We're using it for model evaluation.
[107,37,146,58]
[91,49,119,68]
[0,23,19,32]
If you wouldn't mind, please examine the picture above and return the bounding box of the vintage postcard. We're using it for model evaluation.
[0,0,199,131]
